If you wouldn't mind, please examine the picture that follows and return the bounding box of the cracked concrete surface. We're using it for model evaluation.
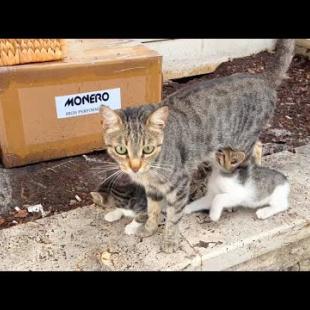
[0,145,309,271]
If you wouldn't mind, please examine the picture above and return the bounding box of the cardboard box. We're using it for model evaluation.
[0,40,162,168]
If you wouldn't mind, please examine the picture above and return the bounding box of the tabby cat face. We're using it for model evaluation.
[100,105,169,177]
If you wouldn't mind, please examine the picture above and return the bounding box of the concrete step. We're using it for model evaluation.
[0,145,309,271]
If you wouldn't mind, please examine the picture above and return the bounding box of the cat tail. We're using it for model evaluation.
[264,39,295,88]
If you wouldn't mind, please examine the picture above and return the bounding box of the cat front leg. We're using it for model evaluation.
[162,175,190,253]
[209,193,241,222]
[105,208,135,222]
[104,209,124,222]
[135,190,163,238]
[184,190,215,214]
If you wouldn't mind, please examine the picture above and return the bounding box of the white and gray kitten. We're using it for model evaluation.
[184,148,290,221]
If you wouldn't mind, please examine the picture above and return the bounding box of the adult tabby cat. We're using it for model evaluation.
[100,39,295,253]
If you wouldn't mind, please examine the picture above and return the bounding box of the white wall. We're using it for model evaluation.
[138,39,276,80]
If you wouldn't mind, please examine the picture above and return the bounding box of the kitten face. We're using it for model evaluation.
[215,147,246,173]
[100,105,169,178]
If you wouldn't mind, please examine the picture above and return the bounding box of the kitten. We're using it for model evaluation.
[99,39,295,253]
[90,172,148,235]
[184,148,290,222]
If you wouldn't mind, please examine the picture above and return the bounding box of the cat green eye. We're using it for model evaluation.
[115,145,127,155]
[143,145,155,155]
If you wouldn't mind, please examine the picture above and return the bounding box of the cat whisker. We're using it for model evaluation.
[90,165,119,171]
[100,169,122,186]
[90,163,119,169]
[92,168,120,180]
[92,161,118,165]
[97,160,118,165]
[108,170,123,189]
[150,169,170,183]
[91,170,119,177]
[109,171,124,191]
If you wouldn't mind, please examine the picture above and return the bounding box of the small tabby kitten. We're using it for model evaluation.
[184,148,290,221]
[90,172,148,235]
[99,39,294,253]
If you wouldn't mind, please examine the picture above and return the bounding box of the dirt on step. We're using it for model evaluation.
[0,152,113,229]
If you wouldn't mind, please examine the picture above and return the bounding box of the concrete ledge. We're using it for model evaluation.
[0,145,309,271]
[227,236,310,271]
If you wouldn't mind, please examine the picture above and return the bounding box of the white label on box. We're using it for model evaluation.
[55,88,121,119]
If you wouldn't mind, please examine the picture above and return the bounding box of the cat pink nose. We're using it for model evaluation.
[131,166,140,173]
[129,159,141,173]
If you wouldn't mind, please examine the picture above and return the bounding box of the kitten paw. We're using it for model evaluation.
[256,208,273,220]
[183,205,194,214]
[161,239,179,254]
[124,220,143,235]
[135,224,157,238]
[209,209,221,222]
[104,209,123,222]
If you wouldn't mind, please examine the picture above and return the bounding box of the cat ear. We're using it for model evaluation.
[230,151,246,167]
[100,105,123,132]
[146,106,169,131]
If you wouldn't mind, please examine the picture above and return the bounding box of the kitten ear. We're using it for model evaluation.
[90,192,105,207]
[100,105,123,132]
[215,151,225,167]
[230,151,246,167]
[146,106,169,131]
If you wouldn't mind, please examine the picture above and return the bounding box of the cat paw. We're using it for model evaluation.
[209,209,221,222]
[104,209,123,222]
[135,224,157,238]
[134,213,148,224]
[124,220,143,235]
[256,208,273,220]
[183,205,194,214]
[161,239,179,254]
